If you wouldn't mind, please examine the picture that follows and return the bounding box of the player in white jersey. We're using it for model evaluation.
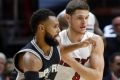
[57,0,103,36]
[55,0,104,80]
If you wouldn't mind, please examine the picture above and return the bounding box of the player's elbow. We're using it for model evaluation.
[85,72,102,80]
[92,72,102,80]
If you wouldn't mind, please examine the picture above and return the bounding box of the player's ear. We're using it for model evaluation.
[38,24,45,32]
[65,14,69,21]
[65,14,71,25]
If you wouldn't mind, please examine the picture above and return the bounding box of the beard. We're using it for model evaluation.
[44,31,59,46]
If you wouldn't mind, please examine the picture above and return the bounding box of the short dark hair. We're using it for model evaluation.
[109,52,120,63]
[66,0,89,15]
[29,8,55,34]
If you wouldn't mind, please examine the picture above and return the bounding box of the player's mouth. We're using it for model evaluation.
[80,26,86,30]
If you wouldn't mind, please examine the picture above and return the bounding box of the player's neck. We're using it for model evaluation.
[35,36,51,56]
[67,29,84,43]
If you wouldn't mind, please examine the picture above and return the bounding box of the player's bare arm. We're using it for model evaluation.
[62,35,104,80]
[59,37,96,55]
[19,52,42,72]
[18,37,95,72]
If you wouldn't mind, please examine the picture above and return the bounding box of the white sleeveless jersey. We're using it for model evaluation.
[57,10,96,32]
[55,30,94,80]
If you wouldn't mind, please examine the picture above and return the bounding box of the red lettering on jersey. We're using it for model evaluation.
[72,57,90,80]
[72,72,80,80]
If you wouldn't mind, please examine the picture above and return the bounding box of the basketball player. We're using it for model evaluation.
[55,0,104,80]
[13,9,95,80]
[57,0,103,36]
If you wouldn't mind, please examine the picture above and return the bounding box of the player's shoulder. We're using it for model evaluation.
[93,33,103,41]
[86,31,102,41]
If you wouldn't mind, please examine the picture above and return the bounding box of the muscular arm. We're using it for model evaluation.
[62,35,104,80]
[19,52,42,72]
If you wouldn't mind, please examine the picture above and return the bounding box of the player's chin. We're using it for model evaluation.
[79,30,86,34]
[54,39,59,45]
[54,36,59,43]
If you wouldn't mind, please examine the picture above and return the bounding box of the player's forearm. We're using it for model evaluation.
[60,42,82,54]
[65,58,103,80]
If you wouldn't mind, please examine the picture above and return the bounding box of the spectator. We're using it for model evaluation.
[104,25,116,38]
[6,58,17,80]
[0,52,10,80]
[103,16,120,38]
[109,52,120,80]
[103,16,120,80]
[105,16,120,56]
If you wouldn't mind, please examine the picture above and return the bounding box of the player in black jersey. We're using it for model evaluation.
[13,8,95,80]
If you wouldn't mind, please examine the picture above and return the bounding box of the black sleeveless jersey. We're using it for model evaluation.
[14,39,61,80]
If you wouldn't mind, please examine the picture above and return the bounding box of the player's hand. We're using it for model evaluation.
[80,38,96,47]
